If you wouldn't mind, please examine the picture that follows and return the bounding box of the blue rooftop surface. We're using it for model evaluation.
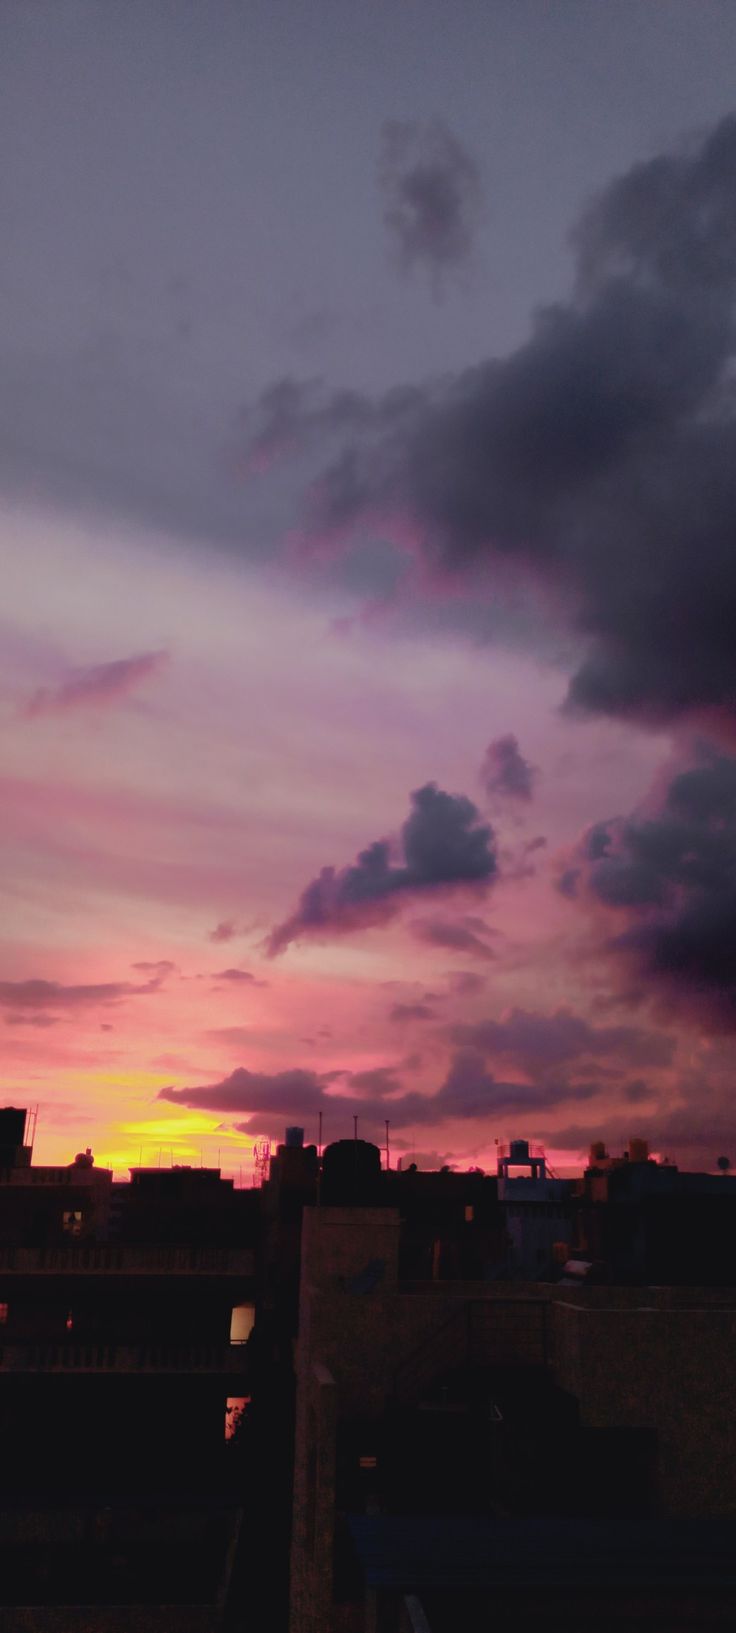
[347,1514,736,1591]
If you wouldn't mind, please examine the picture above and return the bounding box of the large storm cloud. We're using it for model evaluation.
[159,1049,606,1139]
[566,746,736,1027]
[255,116,736,730]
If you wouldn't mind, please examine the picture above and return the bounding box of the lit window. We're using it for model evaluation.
[0,1302,8,1324]
[229,1303,255,1345]
[62,1211,83,1237]
[464,1205,474,1223]
[225,1397,250,1441]
[65,1310,73,1331]
[359,1455,377,1470]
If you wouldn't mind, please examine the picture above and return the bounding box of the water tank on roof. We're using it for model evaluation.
[628,1138,649,1164]
[321,1139,382,1203]
[509,1139,530,1163]
[590,1140,607,1164]
[0,1107,27,1147]
[285,1126,304,1148]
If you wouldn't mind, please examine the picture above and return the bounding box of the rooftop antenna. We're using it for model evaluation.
[353,1115,358,1143]
[385,1119,390,1172]
[26,1105,38,1158]
[318,1110,323,1159]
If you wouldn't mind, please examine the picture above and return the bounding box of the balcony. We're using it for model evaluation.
[0,1340,250,1374]
[0,1245,255,1277]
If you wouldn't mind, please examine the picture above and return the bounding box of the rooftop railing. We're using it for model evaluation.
[0,1245,254,1276]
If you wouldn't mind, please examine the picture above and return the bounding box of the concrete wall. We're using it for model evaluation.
[553,1300,736,1514]
[290,1207,736,1630]
[3,1610,217,1632]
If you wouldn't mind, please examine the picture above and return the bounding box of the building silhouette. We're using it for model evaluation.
[1,1107,736,1630]
[0,1108,257,1628]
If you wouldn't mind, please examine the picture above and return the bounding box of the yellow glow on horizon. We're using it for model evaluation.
[90,1069,178,1093]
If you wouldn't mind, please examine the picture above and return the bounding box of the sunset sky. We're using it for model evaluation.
[3,1,736,1177]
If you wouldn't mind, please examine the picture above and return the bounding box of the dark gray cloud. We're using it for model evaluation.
[280,116,736,729]
[388,1001,437,1024]
[0,973,167,1010]
[160,1046,607,1139]
[243,377,378,474]
[347,1065,403,1096]
[267,783,497,955]
[446,969,487,997]
[159,1064,427,1138]
[453,1006,674,1071]
[160,1068,326,1119]
[438,1048,600,1119]
[480,734,536,802]
[567,746,736,1026]
[212,968,262,985]
[379,118,483,288]
[410,913,497,961]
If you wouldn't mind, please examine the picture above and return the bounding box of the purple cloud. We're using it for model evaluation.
[389,1002,437,1024]
[267,783,497,955]
[208,921,237,944]
[23,651,167,718]
[566,745,736,1028]
[213,968,263,985]
[480,734,537,803]
[453,1006,674,1071]
[159,1047,608,1139]
[379,118,483,290]
[269,116,736,732]
[0,973,170,1011]
[410,914,496,962]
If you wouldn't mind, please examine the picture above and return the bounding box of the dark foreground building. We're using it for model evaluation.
[2,1108,736,1630]
[0,1107,258,1630]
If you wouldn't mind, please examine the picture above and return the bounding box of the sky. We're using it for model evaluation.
[3,0,736,1177]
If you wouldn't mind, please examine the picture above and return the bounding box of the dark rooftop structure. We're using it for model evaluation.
[3,1113,736,1630]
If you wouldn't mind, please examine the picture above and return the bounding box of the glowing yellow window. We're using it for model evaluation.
[229,1304,255,1345]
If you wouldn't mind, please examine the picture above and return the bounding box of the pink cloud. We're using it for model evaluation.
[209,921,237,943]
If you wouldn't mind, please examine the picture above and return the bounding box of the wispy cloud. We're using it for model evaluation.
[23,651,168,719]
